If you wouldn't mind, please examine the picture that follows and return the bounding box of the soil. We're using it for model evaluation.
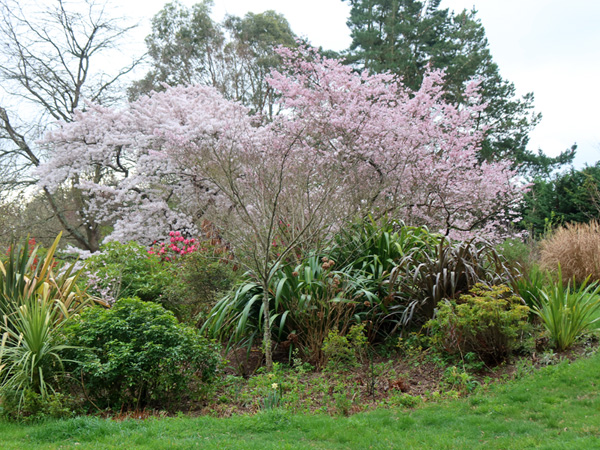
[109,337,599,420]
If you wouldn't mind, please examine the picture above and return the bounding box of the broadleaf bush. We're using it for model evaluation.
[322,324,367,370]
[161,241,238,324]
[62,298,221,411]
[82,241,171,304]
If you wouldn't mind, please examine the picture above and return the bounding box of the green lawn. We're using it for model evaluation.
[1,353,600,449]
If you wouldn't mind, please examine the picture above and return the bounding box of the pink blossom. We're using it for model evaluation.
[38,45,523,244]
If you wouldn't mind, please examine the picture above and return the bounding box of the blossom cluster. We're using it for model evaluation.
[148,231,199,261]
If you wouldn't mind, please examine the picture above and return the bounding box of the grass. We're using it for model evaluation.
[1,352,600,449]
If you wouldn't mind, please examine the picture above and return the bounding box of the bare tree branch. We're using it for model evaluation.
[0,0,141,251]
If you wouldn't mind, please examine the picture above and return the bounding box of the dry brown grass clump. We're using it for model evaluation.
[540,220,600,284]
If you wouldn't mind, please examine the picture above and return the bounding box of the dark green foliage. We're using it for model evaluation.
[223,10,297,116]
[62,298,221,411]
[428,284,530,362]
[162,247,238,324]
[82,241,171,303]
[521,162,600,236]
[329,219,439,275]
[0,389,72,422]
[204,220,514,358]
[342,0,573,175]
[140,0,219,89]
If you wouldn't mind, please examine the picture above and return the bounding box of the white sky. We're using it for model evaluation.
[20,0,600,168]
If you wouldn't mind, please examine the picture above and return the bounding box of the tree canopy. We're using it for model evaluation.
[40,45,523,247]
[522,162,600,236]
[129,1,297,119]
[342,0,575,176]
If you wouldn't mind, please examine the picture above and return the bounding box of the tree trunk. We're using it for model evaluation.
[262,286,273,371]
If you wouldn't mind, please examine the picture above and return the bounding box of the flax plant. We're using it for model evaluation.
[531,268,600,351]
[0,233,96,409]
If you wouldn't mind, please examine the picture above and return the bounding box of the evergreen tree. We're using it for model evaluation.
[342,0,574,175]
[522,162,600,236]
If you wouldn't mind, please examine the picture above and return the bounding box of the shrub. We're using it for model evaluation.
[427,284,530,363]
[204,255,360,364]
[540,220,600,285]
[321,324,367,370]
[396,238,516,327]
[62,298,221,411]
[0,389,72,422]
[204,221,516,362]
[161,242,238,324]
[82,241,172,303]
[204,219,441,347]
[496,237,537,272]
[531,269,600,351]
[330,219,441,340]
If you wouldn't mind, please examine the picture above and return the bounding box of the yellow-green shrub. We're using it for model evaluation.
[427,284,530,363]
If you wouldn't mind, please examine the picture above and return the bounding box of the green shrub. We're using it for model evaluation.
[62,298,221,411]
[322,324,367,370]
[428,284,530,363]
[329,219,441,339]
[203,219,441,353]
[162,245,238,324]
[398,239,515,326]
[204,255,360,364]
[204,220,515,363]
[387,392,421,408]
[496,237,536,272]
[82,241,171,303]
[0,389,72,422]
[531,269,600,351]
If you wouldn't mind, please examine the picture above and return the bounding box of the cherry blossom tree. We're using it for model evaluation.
[265,46,523,240]
[39,45,523,368]
[0,0,142,250]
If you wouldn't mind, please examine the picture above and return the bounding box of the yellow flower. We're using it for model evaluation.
[271,383,278,390]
